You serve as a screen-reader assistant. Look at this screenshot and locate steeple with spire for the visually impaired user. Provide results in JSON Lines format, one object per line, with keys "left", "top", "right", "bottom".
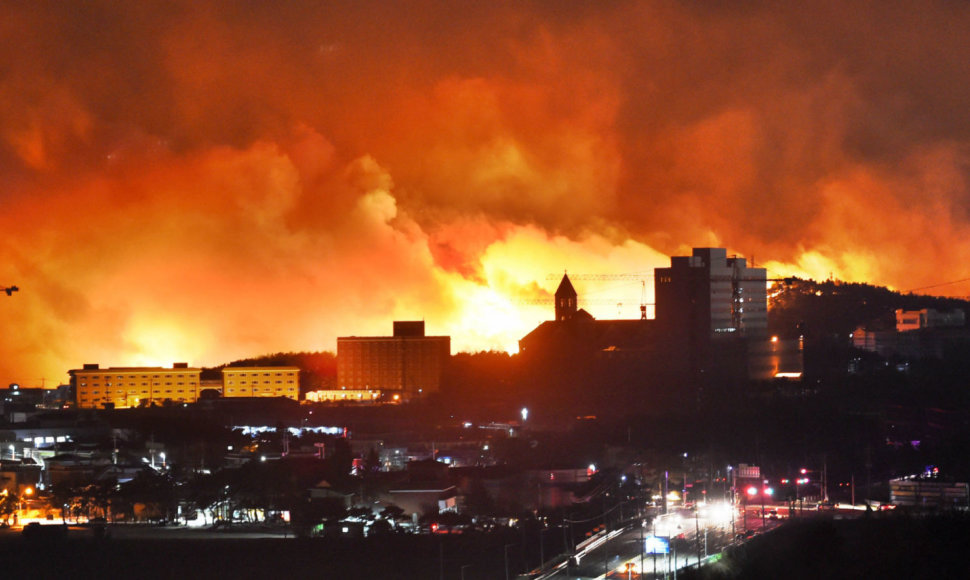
{"left": 555, "top": 273, "right": 578, "bottom": 322}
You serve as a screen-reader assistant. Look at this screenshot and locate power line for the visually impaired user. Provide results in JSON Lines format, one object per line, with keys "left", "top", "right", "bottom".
{"left": 904, "top": 277, "right": 970, "bottom": 294}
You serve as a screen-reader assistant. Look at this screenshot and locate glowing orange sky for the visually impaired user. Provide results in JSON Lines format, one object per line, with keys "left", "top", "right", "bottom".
{"left": 3, "top": 1, "right": 970, "bottom": 387}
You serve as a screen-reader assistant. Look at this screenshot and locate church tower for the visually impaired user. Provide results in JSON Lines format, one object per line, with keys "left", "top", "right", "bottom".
{"left": 555, "top": 274, "right": 578, "bottom": 322}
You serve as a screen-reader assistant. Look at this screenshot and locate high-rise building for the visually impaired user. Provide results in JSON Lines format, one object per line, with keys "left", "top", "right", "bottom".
{"left": 654, "top": 247, "right": 767, "bottom": 339}
{"left": 337, "top": 321, "right": 450, "bottom": 401}
{"left": 654, "top": 248, "right": 770, "bottom": 379}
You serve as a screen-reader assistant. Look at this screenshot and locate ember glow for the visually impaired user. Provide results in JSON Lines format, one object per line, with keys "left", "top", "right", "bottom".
{"left": 2, "top": 2, "right": 970, "bottom": 385}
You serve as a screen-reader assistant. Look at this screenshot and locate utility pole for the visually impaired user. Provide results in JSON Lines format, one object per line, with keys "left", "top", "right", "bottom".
{"left": 539, "top": 523, "right": 545, "bottom": 571}
{"left": 640, "top": 514, "right": 645, "bottom": 580}
{"left": 672, "top": 538, "right": 677, "bottom": 580}
{"left": 504, "top": 543, "right": 514, "bottom": 580}
{"left": 695, "top": 508, "right": 701, "bottom": 568}
{"left": 730, "top": 466, "right": 736, "bottom": 537}
{"left": 603, "top": 493, "right": 609, "bottom": 576}
{"left": 822, "top": 455, "right": 829, "bottom": 503}
{"left": 664, "top": 471, "right": 669, "bottom": 514}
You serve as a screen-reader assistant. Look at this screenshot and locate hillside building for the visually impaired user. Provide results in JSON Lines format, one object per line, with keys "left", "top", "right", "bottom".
{"left": 896, "top": 308, "right": 966, "bottom": 332}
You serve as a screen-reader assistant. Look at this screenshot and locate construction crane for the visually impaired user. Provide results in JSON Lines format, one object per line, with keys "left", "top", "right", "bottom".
{"left": 2, "top": 285, "right": 18, "bottom": 296}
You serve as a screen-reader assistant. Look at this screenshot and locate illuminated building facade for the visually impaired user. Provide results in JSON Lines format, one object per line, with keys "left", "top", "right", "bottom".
{"left": 70, "top": 363, "right": 201, "bottom": 409}
{"left": 71, "top": 364, "right": 300, "bottom": 409}
{"left": 221, "top": 366, "right": 300, "bottom": 400}
{"left": 337, "top": 321, "right": 450, "bottom": 401}
{"left": 305, "top": 389, "right": 382, "bottom": 403}
{"left": 852, "top": 308, "right": 970, "bottom": 362}
{"left": 896, "top": 308, "right": 966, "bottom": 332}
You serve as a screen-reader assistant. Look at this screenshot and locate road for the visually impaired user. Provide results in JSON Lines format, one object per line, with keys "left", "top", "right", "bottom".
{"left": 542, "top": 501, "right": 866, "bottom": 579}
{"left": 540, "top": 507, "right": 743, "bottom": 579}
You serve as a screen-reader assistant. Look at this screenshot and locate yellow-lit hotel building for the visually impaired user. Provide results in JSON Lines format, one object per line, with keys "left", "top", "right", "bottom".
{"left": 221, "top": 366, "right": 300, "bottom": 399}
{"left": 70, "top": 363, "right": 299, "bottom": 409}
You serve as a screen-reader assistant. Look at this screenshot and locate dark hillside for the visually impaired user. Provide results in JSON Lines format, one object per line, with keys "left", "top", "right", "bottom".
{"left": 768, "top": 278, "right": 970, "bottom": 339}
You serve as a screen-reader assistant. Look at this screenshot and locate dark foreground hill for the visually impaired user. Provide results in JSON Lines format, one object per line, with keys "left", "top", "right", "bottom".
{"left": 5, "top": 514, "right": 970, "bottom": 580}
{"left": 0, "top": 527, "right": 523, "bottom": 580}
{"left": 686, "top": 513, "right": 970, "bottom": 580}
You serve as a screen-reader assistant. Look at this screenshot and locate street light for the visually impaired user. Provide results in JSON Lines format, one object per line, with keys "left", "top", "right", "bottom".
{"left": 20, "top": 486, "right": 33, "bottom": 520}
{"left": 795, "top": 476, "right": 810, "bottom": 516}
{"left": 746, "top": 484, "right": 773, "bottom": 530}
{"left": 727, "top": 465, "right": 736, "bottom": 537}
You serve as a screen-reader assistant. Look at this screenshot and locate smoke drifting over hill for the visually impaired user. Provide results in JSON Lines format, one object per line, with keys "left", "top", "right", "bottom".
{"left": 2, "top": 1, "right": 970, "bottom": 385}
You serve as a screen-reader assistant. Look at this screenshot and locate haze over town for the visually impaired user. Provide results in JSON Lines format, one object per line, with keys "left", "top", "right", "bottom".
{"left": 4, "top": 2, "right": 970, "bottom": 387}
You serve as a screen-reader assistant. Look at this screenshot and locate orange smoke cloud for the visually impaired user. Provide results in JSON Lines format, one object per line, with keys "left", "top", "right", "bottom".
{"left": 2, "top": 1, "right": 970, "bottom": 386}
